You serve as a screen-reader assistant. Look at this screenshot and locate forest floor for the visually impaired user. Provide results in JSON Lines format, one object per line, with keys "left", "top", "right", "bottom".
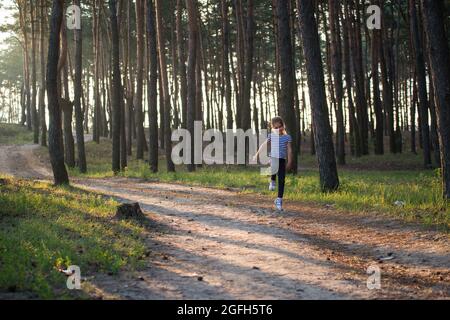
{"left": 0, "top": 132, "right": 449, "bottom": 299}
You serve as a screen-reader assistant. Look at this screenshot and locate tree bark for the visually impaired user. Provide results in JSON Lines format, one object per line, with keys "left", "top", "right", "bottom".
{"left": 343, "top": 0, "right": 361, "bottom": 157}
{"left": 155, "top": 0, "right": 175, "bottom": 172}
{"left": 421, "top": 0, "right": 450, "bottom": 198}
{"left": 379, "top": 14, "right": 396, "bottom": 154}
{"left": 241, "top": 0, "right": 254, "bottom": 133}
{"left": 118, "top": 0, "right": 127, "bottom": 171}
{"left": 61, "top": 27, "right": 75, "bottom": 169}
{"left": 92, "top": 0, "right": 101, "bottom": 143}
{"left": 186, "top": 0, "right": 198, "bottom": 172}
{"left": 410, "top": 0, "right": 432, "bottom": 168}
{"left": 411, "top": 77, "right": 418, "bottom": 154}
{"left": 30, "top": 0, "right": 39, "bottom": 144}
{"left": 297, "top": 0, "right": 339, "bottom": 191}
{"left": 195, "top": 37, "right": 203, "bottom": 125}
{"left": 371, "top": 22, "right": 384, "bottom": 155}
{"left": 73, "top": 0, "right": 87, "bottom": 173}
{"left": 147, "top": 0, "right": 159, "bottom": 173}
{"left": 47, "top": 0, "right": 69, "bottom": 185}
{"left": 19, "top": 1, "right": 32, "bottom": 131}
{"left": 328, "top": 0, "right": 345, "bottom": 164}
{"left": 176, "top": 0, "right": 188, "bottom": 129}
{"left": 234, "top": 0, "right": 245, "bottom": 128}
{"left": 125, "top": 0, "right": 134, "bottom": 156}
{"left": 135, "top": 0, "right": 146, "bottom": 159}
{"left": 109, "top": 0, "right": 122, "bottom": 173}
{"left": 428, "top": 72, "right": 441, "bottom": 167}
{"left": 39, "top": 0, "right": 47, "bottom": 147}
{"left": 349, "top": 0, "right": 368, "bottom": 155}
{"left": 221, "top": 0, "right": 233, "bottom": 130}
{"left": 276, "top": 0, "right": 298, "bottom": 173}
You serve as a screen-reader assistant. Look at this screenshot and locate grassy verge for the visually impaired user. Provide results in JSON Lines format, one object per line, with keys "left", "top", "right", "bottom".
{"left": 43, "top": 139, "right": 449, "bottom": 231}
{"left": 300, "top": 149, "right": 425, "bottom": 170}
{"left": 0, "top": 123, "right": 34, "bottom": 145}
{"left": 0, "top": 176, "right": 147, "bottom": 299}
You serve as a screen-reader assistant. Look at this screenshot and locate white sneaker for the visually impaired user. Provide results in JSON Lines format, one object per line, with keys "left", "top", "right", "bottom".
{"left": 275, "top": 198, "right": 283, "bottom": 211}
{"left": 269, "top": 181, "right": 276, "bottom": 191}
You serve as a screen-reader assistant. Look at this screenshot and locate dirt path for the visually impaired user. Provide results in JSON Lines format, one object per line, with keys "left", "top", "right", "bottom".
{"left": 0, "top": 144, "right": 52, "bottom": 179}
{"left": 0, "top": 144, "right": 449, "bottom": 299}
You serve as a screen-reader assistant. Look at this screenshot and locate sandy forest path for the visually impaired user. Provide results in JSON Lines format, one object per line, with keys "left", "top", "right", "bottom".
{"left": 0, "top": 144, "right": 449, "bottom": 299}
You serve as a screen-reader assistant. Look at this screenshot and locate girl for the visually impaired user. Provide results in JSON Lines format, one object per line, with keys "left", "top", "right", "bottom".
{"left": 254, "top": 117, "right": 293, "bottom": 211}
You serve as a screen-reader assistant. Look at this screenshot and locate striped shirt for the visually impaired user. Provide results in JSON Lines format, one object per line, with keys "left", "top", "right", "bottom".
{"left": 268, "top": 133, "right": 292, "bottom": 159}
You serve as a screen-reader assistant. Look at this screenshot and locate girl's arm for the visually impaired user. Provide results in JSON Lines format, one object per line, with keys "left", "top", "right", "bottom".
{"left": 253, "top": 139, "right": 269, "bottom": 161}
{"left": 286, "top": 142, "right": 293, "bottom": 170}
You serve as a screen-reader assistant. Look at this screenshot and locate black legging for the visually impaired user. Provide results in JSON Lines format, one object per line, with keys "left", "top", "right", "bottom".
{"left": 271, "top": 158, "right": 286, "bottom": 198}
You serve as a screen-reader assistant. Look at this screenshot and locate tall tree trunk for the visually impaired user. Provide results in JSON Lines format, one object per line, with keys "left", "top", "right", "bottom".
{"left": 421, "top": 0, "right": 450, "bottom": 198}
{"left": 109, "top": 0, "right": 122, "bottom": 174}
{"left": 20, "top": 82, "right": 26, "bottom": 126}
{"left": 272, "top": 0, "right": 281, "bottom": 115}
{"left": 428, "top": 73, "right": 441, "bottom": 167}
{"left": 199, "top": 27, "right": 210, "bottom": 129}
{"left": 393, "top": 16, "right": 403, "bottom": 153}
{"left": 379, "top": 15, "right": 396, "bottom": 154}
{"left": 84, "top": 69, "right": 90, "bottom": 133}
{"left": 290, "top": 0, "right": 301, "bottom": 156}
{"left": 276, "top": 0, "right": 298, "bottom": 173}
{"left": 343, "top": 0, "right": 361, "bottom": 157}
{"left": 411, "top": 77, "right": 418, "bottom": 154}
{"left": 186, "top": 0, "right": 198, "bottom": 172}
{"left": 73, "top": 0, "right": 87, "bottom": 173}
{"left": 221, "top": 0, "right": 233, "bottom": 130}
{"left": 101, "top": 32, "right": 109, "bottom": 138}
{"left": 135, "top": 0, "right": 146, "bottom": 159}
{"left": 158, "top": 61, "right": 165, "bottom": 149}
{"left": 126, "top": 0, "right": 134, "bottom": 156}
{"left": 234, "top": 0, "right": 245, "bottom": 128}
{"left": 118, "top": 0, "right": 127, "bottom": 171}
{"left": 62, "top": 98, "right": 75, "bottom": 168}
{"left": 30, "top": 0, "right": 39, "bottom": 144}
{"left": 61, "top": 24, "right": 75, "bottom": 169}
{"left": 297, "top": 0, "right": 339, "bottom": 191}
{"left": 328, "top": 0, "right": 345, "bottom": 165}
{"left": 349, "top": 1, "right": 368, "bottom": 155}
{"left": 410, "top": 0, "right": 432, "bottom": 168}
{"left": 147, "top": 0, "right": 158, "bottom": 173}
{"left": 371, "top": 20, "right": 384, "bottom": 155}
{"left": 155, "top": 0, "right": 175, "bottom": 172}
{"left": 93, "top": 0, "right": 101, "bottom": 143}
{"left": 19, "top": 1, "right": 32, "bottom": 131}
{"left": 176, "top": 0, "right": 188, "bottom": 129}
{"left": 195, "top": 38, "right": 203, "bottom": 125}
{"left": 47, "top": 0, "right": 69, "bottom": 185}
{"left": 241, "top": 0, "right": 254, "bottom": 133}
{"left": 39, "top": 0, "right": 47, "bottom": 146}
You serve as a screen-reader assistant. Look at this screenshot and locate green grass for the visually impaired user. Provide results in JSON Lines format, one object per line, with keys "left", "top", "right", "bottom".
{"left": 300, "top": 151, "right": 425, "bottom": 170}
{"left": 52, "top": 139, "right": 450, "bottom": 231}
{"left": 0, "top": 176, "right": 147, "bottom": 299}
{"left": 0, "top": 123, "right": 34, "bottom": 145}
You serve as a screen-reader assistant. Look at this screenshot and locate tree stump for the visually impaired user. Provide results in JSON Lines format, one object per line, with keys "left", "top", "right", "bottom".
{"left": 115, "top": 203, "right": 145, "bottom": 220}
